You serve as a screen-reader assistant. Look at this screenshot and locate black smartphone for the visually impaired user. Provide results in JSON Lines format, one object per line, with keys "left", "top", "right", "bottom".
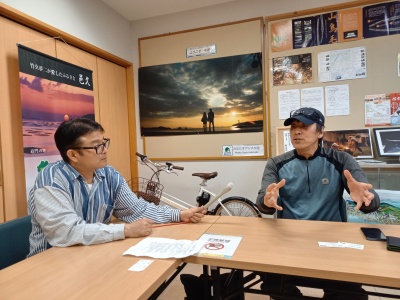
{"left": 360, "top": 227, "right": 386, "bottom": 241}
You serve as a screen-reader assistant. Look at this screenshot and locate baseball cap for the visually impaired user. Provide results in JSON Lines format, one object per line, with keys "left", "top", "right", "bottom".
{"left": 284, "top": 107, "right": 325, "bottom": 126}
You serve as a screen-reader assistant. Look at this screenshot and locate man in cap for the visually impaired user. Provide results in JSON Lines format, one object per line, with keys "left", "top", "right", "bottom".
{"left": 257, "top": 107, "right": 380, "bottom": 299}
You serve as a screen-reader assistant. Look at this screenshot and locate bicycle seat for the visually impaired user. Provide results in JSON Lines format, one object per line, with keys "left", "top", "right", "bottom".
{"left": 192, "top": 172, "right": 218, "bottom": 180}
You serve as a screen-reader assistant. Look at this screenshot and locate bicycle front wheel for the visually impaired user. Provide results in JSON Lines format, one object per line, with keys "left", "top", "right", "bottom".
{"left": 213, "top": 197, "right": 261, "bottom": 217}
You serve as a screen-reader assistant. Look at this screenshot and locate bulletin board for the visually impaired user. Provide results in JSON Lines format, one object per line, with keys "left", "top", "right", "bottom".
{"left": 138, "top": 18, "right": 266, "bottom": 160}
{"left": 266, "top": 0, "right": 400, "bottom": 157}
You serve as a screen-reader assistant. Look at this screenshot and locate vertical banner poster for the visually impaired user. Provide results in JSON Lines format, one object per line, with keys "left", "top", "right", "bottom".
{"left": 314, "top": 12, "right": 338, "bottom": 46}
{"left": 338, "top": 7, "right": 362, "bottom": 42}
{"left": 17, "top": 45, "right": 94, "bottom": 198}
{"left": 292, "top": 16, "right": 316, "bottom": 49}
{"left": 271, "top": 20, "right": 293, "bottom": 52}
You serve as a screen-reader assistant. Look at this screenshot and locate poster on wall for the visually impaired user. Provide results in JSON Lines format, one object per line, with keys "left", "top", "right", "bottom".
{"left": 17, "top": 45, "right": 94, "bottom": 198}
{"left": 318, "top": 46, "right": 366, "bottom": 82}
{"left": 325, "top": 84, "right": 350, "bottom": 117}
{"left": 390, "top": 92, "right": 400, "bottom": 125}
{"left": 138, "top": 53, "right": 263, "bottom": 136}
{"left": 338, "top": 7, "right": 362, "bottom": 42}
{"left": 272, "top": 53, "right": 312, "bottom": 86}
{"left": 278, "top": 89, "right": 300, "bottom": 119}
{"left": 292, "top": 16, "right": 316, "bottom": 49}
{"left": 322, "top": 128, "right": 374, "bottom": 159}
{"left": 363, "top": 2, "right": 390, "bottom": 38}
{"left": 314, "top": 12, "right": 338, "bottom": 45}
{"left": 271, "top": 20, "right": 293, "bottom": 52}
{"left": 364, "top": 94, "right": 391, "bottom": 126}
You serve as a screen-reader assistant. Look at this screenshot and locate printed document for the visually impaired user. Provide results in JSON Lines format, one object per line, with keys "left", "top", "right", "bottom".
{"left": 123, "top": 237, "right": 206, "bottom": 259}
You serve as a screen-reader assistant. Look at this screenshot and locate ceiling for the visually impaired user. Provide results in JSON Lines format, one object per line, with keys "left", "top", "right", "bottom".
{"left": 101, "top": 0, "right": 239, "bottom": 21}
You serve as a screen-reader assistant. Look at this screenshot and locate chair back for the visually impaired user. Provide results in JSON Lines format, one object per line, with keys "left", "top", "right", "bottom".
{"left": 0, "top": 215, "right": 32, "bottom": 270}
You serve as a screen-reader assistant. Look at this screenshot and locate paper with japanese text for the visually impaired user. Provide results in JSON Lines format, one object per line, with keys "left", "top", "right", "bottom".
{"left": 123, "top": 237, "right": 206, "bottom": 259}
{"left": 197, "top": 234, "right": 242, "bottom": 258}
{"left": 325, "top": 84, "right": 350, "bottom": 116}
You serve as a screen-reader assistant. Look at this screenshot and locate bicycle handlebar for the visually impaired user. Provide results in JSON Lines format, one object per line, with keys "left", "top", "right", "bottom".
{"left": 136, "top": 152, "right": 184, "bottom": 171}
{"left": 172, "top": 165, "right": 184, "bottom": 171}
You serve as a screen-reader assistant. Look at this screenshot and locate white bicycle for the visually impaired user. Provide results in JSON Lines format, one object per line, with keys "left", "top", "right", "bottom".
{"left": 134, "top": 152, "right": 261, "bottom": 218}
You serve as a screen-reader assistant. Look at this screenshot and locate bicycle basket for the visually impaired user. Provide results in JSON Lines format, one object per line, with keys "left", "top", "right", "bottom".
{"left": 130, "top": 177, "right": 163, "bottom": 205}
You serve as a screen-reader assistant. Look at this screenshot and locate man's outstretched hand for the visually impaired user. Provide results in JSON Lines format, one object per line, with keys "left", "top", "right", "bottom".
{"left": 264, "top": 179, "right": 286, "bottom": 211}
{"left": 344, "top": 170, "right": 374, "bottom": 210}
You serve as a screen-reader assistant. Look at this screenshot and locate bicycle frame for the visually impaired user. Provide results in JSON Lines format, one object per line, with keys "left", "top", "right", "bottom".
{"left": 135, "top": 152, "right": 259, "bottom": 217}
{"left": 160, "top": 186, "right": 233, "bottom": 216}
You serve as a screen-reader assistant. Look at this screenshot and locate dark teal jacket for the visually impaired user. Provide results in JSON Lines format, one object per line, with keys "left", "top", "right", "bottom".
{"left": 256, "top": 147, "right": 380, "bottom": 221}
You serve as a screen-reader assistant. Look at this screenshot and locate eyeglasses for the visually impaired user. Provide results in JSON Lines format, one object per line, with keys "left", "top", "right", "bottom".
{"left": 70, "top": 138, "right": 110, "bottom": 154}
{"left": 290, "top": 108, "right": 324, "bottom": 125}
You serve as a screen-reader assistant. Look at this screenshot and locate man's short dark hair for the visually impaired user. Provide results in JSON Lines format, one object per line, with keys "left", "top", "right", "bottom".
{"left": 54, "top": 118, "right": 104, "bottom": 162}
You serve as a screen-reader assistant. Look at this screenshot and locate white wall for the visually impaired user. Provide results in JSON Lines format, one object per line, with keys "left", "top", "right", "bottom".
{"left": 2, "top": 0, "right": 352, "bottom": 209}
{"left": 0, "top": 0, "right": 133, "bottom": 62}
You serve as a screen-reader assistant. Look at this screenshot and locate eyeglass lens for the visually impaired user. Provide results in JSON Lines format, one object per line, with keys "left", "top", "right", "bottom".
{"left": 97, "top": 139, "right": 110, "bottom": 154}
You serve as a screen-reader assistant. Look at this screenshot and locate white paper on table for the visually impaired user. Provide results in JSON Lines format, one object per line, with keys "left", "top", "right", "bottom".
{"left": 197, "top": 233, "right": 242, "bottom": 258}
{"left": 318, "top": 241, "right": 345, "bottom": 248}
{"left": 128, "top": 259, "right": 154, "bottom": 271}
{"left": 123, "top": 237, "right": 206, "bottom": 259}
{"left": 338, "top": 241, "right": 364, "bottom": 250}
{"left": 318, "top": 241, "right": 364, "bottom": 250}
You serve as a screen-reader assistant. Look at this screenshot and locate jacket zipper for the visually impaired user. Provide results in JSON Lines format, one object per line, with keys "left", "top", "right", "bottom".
{"left": 306, "top": 161, "right": 311, "bottom": 193}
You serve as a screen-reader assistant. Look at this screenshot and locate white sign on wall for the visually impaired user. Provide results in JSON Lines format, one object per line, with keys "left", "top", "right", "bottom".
{"left": 186, "top": 44, "right": 216, "bottom": 58}
{"left": 222, "top": 144, "right": 264, "bottom": 156}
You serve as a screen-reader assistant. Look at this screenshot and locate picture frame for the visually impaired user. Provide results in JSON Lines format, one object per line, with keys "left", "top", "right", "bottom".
{"left": 275, "top": 126, "right": 293, "bottom": 155}
{"left": 322, "top": 128, "right": 374, "bottom": 159}
{"left": 372, "top": 127, "right": 400, "bottom": 158}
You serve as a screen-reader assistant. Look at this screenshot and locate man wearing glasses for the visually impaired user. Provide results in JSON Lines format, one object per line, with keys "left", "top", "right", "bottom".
{"left": 27, "top": 118, "right": 206, "bottom": 257}
{"left": 256, "top": 107, "right": 380, "bottom": 300}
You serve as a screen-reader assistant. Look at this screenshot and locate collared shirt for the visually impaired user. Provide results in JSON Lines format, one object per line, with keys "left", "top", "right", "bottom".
{"left": 27, "top": 160, "right": 181, "bottom": 257}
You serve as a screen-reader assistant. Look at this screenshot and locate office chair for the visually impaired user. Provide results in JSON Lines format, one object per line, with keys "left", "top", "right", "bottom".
{"left": 0, "top": 215, "right": 32, "bottom": 270}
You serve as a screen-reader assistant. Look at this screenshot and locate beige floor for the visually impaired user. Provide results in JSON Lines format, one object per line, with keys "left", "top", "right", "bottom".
{"left": 158, "top": 263, "right": 400, "bottom": 299}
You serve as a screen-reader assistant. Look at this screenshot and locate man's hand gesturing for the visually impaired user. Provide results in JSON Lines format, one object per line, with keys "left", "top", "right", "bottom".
{"left": 264, "top": 179, "right": 286, "bottom": 211}
{"left": 344, "top": 170, "right": 374, "bottom": 210}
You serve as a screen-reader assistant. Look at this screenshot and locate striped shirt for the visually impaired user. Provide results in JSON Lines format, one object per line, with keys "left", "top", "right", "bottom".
{"left": 27, "top": 160, "right": 181, "bottom": 257}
